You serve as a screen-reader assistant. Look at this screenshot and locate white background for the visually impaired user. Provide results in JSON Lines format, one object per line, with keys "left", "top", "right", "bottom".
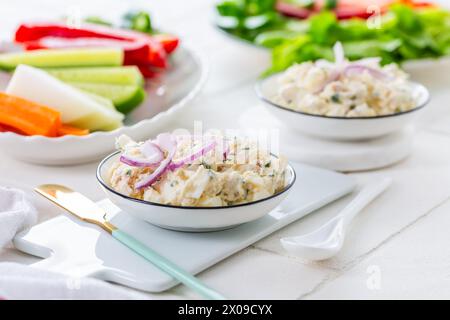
{"left": 1, "top": 0, "right": 450, "bottom": 299}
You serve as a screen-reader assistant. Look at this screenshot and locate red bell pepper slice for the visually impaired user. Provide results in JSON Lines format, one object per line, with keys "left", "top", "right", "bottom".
{"left": 136, "top": 64, "right": 158, "bottom": 78}
{"left": 15, "top": 22, "right": 168, "bottom": 68}
{"left": 152, "top": 34, "right": 179, "bottom": 54}
{"left": 276, "top": 0, "right": 393, "bottom": 20}
{"left": 275, "top": 2, "right": 310, "bottom": 19}
{"left": 16, "top": 22, "right": 146, "bottom": 42}
{"left": 399, "top": 0, "right": 437, "bottom": 8}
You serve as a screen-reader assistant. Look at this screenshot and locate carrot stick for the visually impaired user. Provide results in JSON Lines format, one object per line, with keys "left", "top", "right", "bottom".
{"left": 57, "top": 124, "right": 89, "bottom": 136}
{"left": 0, "top": 92, "right": 61, "bottom": 137}
{"left": 0, "top": 123, "right": 25, "bottom": 135}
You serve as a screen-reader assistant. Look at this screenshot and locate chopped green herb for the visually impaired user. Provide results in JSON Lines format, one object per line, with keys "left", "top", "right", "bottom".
{"left": 331, "top": 93, "right": 341, "bottom": 103}
{"left": 201, "top": 161, "right": 212, "bottom": 169}
{"left": 244, "top": 188, "right": 250, "bottom": 200}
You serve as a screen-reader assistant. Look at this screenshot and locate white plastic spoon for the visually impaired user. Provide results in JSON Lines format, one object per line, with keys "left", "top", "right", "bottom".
{"left": 281, "top": 177, "right": 392, "bottom": 261}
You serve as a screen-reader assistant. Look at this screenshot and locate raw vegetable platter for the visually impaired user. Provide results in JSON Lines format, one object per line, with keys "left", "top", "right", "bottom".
{"left": 0, "top": 13, "right": 207, "bottom": 165}
{"left": 0, "top": 45, "right": 206, "bottom": 165}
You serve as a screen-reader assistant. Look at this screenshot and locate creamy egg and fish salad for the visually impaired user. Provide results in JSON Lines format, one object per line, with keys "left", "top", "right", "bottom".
{"left": 272, "top": 42, "right": 416, "bottom": 117}
{"left": 108, "top": 133, "right": 287, "bottom": 207}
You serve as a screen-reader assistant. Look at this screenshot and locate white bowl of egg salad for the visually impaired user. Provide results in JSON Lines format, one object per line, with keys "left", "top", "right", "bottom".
{"left": 256, "top": 43, "right": 430, "bottom": 141}
{"left": 97, "top": 133, "right": 296, "bottom": 232}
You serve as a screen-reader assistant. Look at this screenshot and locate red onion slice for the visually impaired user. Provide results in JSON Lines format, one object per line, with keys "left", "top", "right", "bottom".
{"left": 357, "top": 57, "right": 382, "bottom": 66}
{"left": 223, "top": 141, "right": 230, "bottom": 160}
{"left": 140, "top": 140, "right": 164, "bottom": 163}
{"left": 344, "top": 64, "right": 392, "bottom": 81}
{"left": 169, "top": 139, "right": 217, "bottom": 171}
{"left": 314, "top": 68, "right": 340, "bottom": 94}
{"left": 333, "top": 42, "right": 345, "bottom": 66}
{"left": 313, "top": 42, "right": 345, "bottom": 93}
{"left": 315, "top": 59, "right": 335, "bottom": 69}
{"left": 135, "top": 133, "right": 177, "bottom": 189}
{"left": 312, "top": 42, "right": 389, "bottom": 94}
{"left": 155, "top": 132, "right": 175, "bottom": 151}
{"left": 119, "top": 154, "right": 160, "bottom": 167}
{"left": 119, "top": 140, "right": 164, "bottom": 168}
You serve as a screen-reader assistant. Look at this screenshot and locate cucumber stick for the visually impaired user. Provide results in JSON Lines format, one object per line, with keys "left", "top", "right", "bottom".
{"left": 69, "top": 82, "right": 146, "bottom": 114}
{"left": 0, "top": 48, "right": 123, "bottom": 71}
{"left": 83, "top": 91, "right": 116, "bottom": 110}
{"left": 46, "top": 66, "right": 144, "bottom": 86}
{"left": 6, "top": 65, "right": 124, "bottom": 131}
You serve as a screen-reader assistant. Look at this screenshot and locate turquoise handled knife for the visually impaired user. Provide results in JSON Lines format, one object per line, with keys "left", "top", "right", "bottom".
{"left": 35, "top": 184, "right": 225, "bottom": 300}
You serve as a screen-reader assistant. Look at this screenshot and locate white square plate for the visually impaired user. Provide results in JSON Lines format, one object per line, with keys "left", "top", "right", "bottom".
{"left": 14, "top": 162, "right": 355, "bottom": 292}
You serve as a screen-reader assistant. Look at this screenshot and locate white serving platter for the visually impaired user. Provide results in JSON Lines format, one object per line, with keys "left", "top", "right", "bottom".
{"left": 0, "top": 45, "right": 208, "bottom": 165}
{"left": 13, "top": 161, "right": 355, "bottom": 293}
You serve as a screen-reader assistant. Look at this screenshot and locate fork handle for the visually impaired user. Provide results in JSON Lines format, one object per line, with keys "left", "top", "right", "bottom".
{"left": 112, "top": 229, "right": 225, "bottom": 300}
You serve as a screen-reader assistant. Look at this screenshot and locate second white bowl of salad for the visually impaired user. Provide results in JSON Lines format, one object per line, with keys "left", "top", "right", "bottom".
{"left": 256, "top": 43, "right": 430, "bottom": 141}
{"left": 97, "top": 132, "right": 296, "bottom": 231}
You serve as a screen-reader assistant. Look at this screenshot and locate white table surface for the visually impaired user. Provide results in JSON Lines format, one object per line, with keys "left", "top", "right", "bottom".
{"left": 1, "top": 0, "right": 450, "bottom": 300}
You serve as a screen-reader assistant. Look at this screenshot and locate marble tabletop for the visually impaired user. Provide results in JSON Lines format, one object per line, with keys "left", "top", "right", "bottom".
{"left": 1, "top": 0, "right": 450, "bottom": 299}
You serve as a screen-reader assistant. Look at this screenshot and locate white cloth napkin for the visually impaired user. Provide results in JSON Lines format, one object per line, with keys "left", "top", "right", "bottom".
{"left": 0, "top": 263, "right": 146, "bottom": 300}
{"left": 0, "top": 187, "right": 147, "bottom": 300}
{"left": 0, "top": 186, "right": 37, "bottom": 248}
